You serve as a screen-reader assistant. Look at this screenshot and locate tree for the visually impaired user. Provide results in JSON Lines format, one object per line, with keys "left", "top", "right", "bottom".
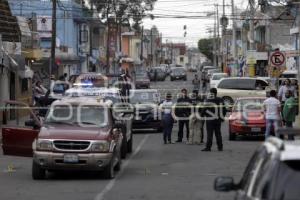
{"left": 93, "top": 0, "right": 157, "bottom": 30}
{"left": 198, "top": 38, "right": 214, "bottom": 61}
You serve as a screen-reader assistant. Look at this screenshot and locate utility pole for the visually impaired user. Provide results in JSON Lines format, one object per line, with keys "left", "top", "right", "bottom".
{"left": 213, "top": 6, "right": 217, "bottom": 68}
{"left": 220, "top": 0, "right": 228, "bottom": 72}
{"left": 216, "top": 4, "right": 220, "bottom": 68}
{"left": 106, "top": 4, "right": 110, "bottom": 74}
{"left": 249, "top": 0, "right": 255, "bottom": 77}
{"left": 249, "top": 0, "right": 255, "bottom": 50}
{"left": 140, "top": 26, "right": 144, "bottom": 62}
{"left": 150, "top": 28, "right": 153, "bottom": 67}
{"left": 231, "top": 0, "right": 238, "bottom": 76}
{"left": 50, "top": 0, "right": 57, "bottom": 88}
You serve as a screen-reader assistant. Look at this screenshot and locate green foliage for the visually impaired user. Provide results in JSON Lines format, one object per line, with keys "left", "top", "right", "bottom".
{"left": 198, "top": 38, "right": 214, "bottom": 61}
{"left": 93, "top": 0, "right": 157, "bottom": 29}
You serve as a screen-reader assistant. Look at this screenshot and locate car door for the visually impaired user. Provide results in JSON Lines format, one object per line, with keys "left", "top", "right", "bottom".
{"left": 235, "top": 147, "right": 267, "bottom": 200}
{"left": 1, "top": 101, "right": 41, "bottom": 157}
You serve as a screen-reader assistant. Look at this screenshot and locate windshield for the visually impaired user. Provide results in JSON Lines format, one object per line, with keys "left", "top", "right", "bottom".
{"left": 212, "top": 74, "right": 227, "bottom": 80}
{"left": 45, "top": 105, "right": 108, "bottom": 127}
{"left": 233, "top": 99, "right": 264, "bottom": 112}
{"left": 130, "top": 91, "right": 160, "bottom": 104}
{"left": 172, "top": 68, "right": 185, "bottom": 74}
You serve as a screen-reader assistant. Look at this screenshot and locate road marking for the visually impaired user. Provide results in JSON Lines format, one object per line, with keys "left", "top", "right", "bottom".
{"left": 94, "top": 134, "right": 150, "bottom": 200}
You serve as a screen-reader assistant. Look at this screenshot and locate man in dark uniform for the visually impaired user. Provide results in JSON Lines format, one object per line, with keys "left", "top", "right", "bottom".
{"left": 202, "top": 88, "right": 226, "bottom": 151}
{"left": 175, "top": 88, "right": 192, "bottom": 142}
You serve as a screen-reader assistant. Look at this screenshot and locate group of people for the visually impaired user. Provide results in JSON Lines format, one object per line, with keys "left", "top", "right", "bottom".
{"left": 160, "top": 87, "right": 226, "bottom": 152}
{"left": 264, "top": 78, "right": 298, "bottom": 140}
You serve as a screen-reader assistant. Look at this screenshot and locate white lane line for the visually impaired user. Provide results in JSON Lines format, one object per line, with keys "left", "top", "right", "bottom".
{"left": 94, "top": 134, "right": 150, "bottom": 200}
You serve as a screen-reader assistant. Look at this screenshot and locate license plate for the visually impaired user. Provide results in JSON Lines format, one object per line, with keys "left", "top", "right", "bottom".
{"left": 63, "top": 154, "right": 79, "bottom": 163}
{"left": 251, "top": 127, "right": 261, "bottom": 132}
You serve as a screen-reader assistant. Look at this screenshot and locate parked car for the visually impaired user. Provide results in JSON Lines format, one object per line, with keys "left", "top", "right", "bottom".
{"left": 135, "top": 73, "right": 150, "bottom": 89}
{"left": 201, "top": 65, "right": 216, "bottom": 73}
{"left": 207, "top": 69, "right": 221, "bottom": 80}
{"left": 129, "top": 89, "right": 162, "bottom": 132}
{"left": 49, "top": 80, "right": 71, "bottom": 100}
{"left": 215, "top": 129, "right": 300, "bottom": 200}
{"left": 148, "top": 67, "right": 166, "bottom": 81}
{"left": 1, "top": 98, "right": 124, "bottom": 179}
{"left": 170, "top": 67, "right": 187, "bottom": 81}
{"left": 216, "top": 77, "right": 270, "bottom": 107}
{"left": 279, "top": 70, "right": 298, "bottom": 85}
{"left": 65, "top": 87, "right": 134, "bottom": 159}
{"left": 228, "top": 97, "right": 267, "bottom": 140}
{"left": 209, "top": 73, "right": 228, "bottom": 88}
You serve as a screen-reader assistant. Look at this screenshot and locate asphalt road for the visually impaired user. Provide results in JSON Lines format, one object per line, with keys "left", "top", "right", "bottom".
{"left": 0, "top": 72, "right": 262, "bottom": 200}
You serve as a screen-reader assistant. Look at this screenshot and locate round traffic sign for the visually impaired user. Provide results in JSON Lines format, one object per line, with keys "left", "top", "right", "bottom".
{"left": 270, "top": 51, "right": 285, "bottom": 66}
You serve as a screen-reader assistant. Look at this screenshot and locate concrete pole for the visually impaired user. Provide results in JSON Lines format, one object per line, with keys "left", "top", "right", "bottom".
{"left": 249, "top": 0, "right": 255, "bottom": 77}
{"left": 231, "top": 0, "right": 238, "bottom": 76}
{"left": 213, "top": 11, "right": 217, "bottom": 68}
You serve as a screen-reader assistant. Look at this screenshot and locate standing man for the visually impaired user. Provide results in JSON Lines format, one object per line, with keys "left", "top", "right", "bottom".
{"left": 263, "top": 90, "right": 281, "bottom": 139}
{"left": 160, "top": 92, "right": 174, "bottom": 144}
{"left": 278, "top": 79, "right": 295, "bottom": 110}
{"left": 201, "top": 71, "right": 207, "bottom": 92}
{"left": 192, "top": 74, "right": 200, "bottom": 95}
{"left": 201, "top": 88, "right": 226, "bottom": 151}
{"left": 282, "top": 90, "right": 297, "bottom": 140}
{"left": 175, "top": 88, "right": 192, "bottom": 143}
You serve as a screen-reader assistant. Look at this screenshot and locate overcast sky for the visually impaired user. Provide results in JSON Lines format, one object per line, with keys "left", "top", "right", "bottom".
{"left": 143, "top": 0, "right": 248, "bottom": 47}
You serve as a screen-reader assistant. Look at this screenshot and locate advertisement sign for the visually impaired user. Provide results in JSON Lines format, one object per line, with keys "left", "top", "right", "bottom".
{"left": 37, "top": 16, "right": 52, "bottom": 38}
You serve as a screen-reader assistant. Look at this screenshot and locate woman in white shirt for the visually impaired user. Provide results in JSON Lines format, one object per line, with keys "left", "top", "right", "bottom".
{"left": 160, "top": 92, "right": 174, "bottom": 144}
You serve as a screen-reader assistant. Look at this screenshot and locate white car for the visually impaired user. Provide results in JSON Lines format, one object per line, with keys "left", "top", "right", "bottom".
{"left": 210, "top": 73, "right": 228, "bottom": 88}
{"left": 216, "top": 77, "right": 270, "bottom": 106}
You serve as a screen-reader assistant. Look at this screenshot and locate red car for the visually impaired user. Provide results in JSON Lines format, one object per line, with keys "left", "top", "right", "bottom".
{"left": 228, "top": 97, "right": 267, "bottom": 140}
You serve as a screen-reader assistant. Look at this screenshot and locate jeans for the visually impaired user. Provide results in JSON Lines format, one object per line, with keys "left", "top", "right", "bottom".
{"left": 265, "top": 119, "right": 279, "bottom": 139}
{"left": 286, "top": 121, "right": 295, "bottom": 140}
{"left": 178, "top": 120, "right": 190, "bottom": 141}
{"left": 163, "top": 114, "right": 173, "bottom": 143}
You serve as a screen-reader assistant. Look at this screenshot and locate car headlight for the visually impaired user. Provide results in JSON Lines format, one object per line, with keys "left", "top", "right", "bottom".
{"left": 36, "top": 139, "right": 53, "bottom": 151}
{"left": 91, "top": 141, "right": 110, "bottom": 152}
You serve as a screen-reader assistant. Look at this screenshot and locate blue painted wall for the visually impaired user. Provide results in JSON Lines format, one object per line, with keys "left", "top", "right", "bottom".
{"left": 8, "top": 0, "right": 84, "bottom": 52}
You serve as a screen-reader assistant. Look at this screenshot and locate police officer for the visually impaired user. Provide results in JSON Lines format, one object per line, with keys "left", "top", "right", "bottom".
{"left": 202, "top": 88, "right": 226, "bottom": 151}
{"left": 175, "top": 88, "right": 192, "bottom": 142}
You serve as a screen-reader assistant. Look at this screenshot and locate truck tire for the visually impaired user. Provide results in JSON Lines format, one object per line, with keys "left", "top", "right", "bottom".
{"left": 229, "top": 129, "right": 236, "bottom": 141}
{"left": 121, "top": 133, "right": 127, "bottom": 159}
{"left": 103, "top": 159, "right": 115, "bottom": 179}
{"left": 127, "top": 134, "right": 133, "bottom": 153}
{"left": 32, "top": 161, "right": 46, "bottom": 180}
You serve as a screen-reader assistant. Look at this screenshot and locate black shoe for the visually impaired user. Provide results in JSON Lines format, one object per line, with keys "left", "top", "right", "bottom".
{"left": 218, "top": 148, "right": 223, "bottom": 151}
{"left": 175, "top": 140, "right": 182, "bottom": 143}
{"left": 164, "top": 141, "right": 167, "bottom": 144}
{"left": 201, "top": 148, "right": 211, "bottom": 152}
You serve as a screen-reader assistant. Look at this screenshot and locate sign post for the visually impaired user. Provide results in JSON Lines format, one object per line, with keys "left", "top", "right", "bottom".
{"left": 269, "top": 50, "right": 286, "bottom": 91}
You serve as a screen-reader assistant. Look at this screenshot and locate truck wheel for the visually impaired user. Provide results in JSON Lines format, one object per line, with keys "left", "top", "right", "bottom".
{"left": 32, "top": 161, "right": 46, "bottom": 180}
{"left": 121, "top": 133, "right": 127, "bottom": 159}
{"left": 127, "top": 134, "right": 133, "bottom": 153}
{"left": 103, "top": 159, "right": 115, "bottom": 179}
{"left": 114, "top": 150, "right": 122, "bottom": 172}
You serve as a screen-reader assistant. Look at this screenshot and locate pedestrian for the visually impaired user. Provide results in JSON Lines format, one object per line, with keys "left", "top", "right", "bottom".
{"left": 278, "top": 79, "right": 295, "bottom": 111}
{"left": 263, "top": 90, "right": 281, "bottom": 139}
{"left": 175, "top": 88, "right": 192, "bottom": 143}
{"left": 201, "top": 71, "right": 207, "bottom": 92}
{"left": 192, "top": 74, "right": 200, "bottom": 94}
{"left": 282, "top": 90, "right": 297, "bottom": 140}
{"left": 188, "top": 91, "right": 204, "bottom": 145}
{"left": 59, "top": 73, "right": 68, "bottom": 81}
{"left": 160, "top": 92, "right": 175, "bottom": 144}
{"left": 291, "top": 79, "right": 298, "bottom": 98}
{"left": 201, "top": 88, "right": 226, "bottom": 151}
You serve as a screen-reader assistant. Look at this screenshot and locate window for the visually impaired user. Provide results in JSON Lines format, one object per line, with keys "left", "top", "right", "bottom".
{"left": 255, "top": 80, "right": 269, "bottom": 90}
{"left": 217, "top": 79, "right": 255, "bottom": 90}
{"left": 180, "top": 57, "right": 184, "bottom": 62}
{"left": 239, "top": 147, "right": 267, "bottom": 192}
{"left": 21, "top": 79, "right": 29, "bottom": 93}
